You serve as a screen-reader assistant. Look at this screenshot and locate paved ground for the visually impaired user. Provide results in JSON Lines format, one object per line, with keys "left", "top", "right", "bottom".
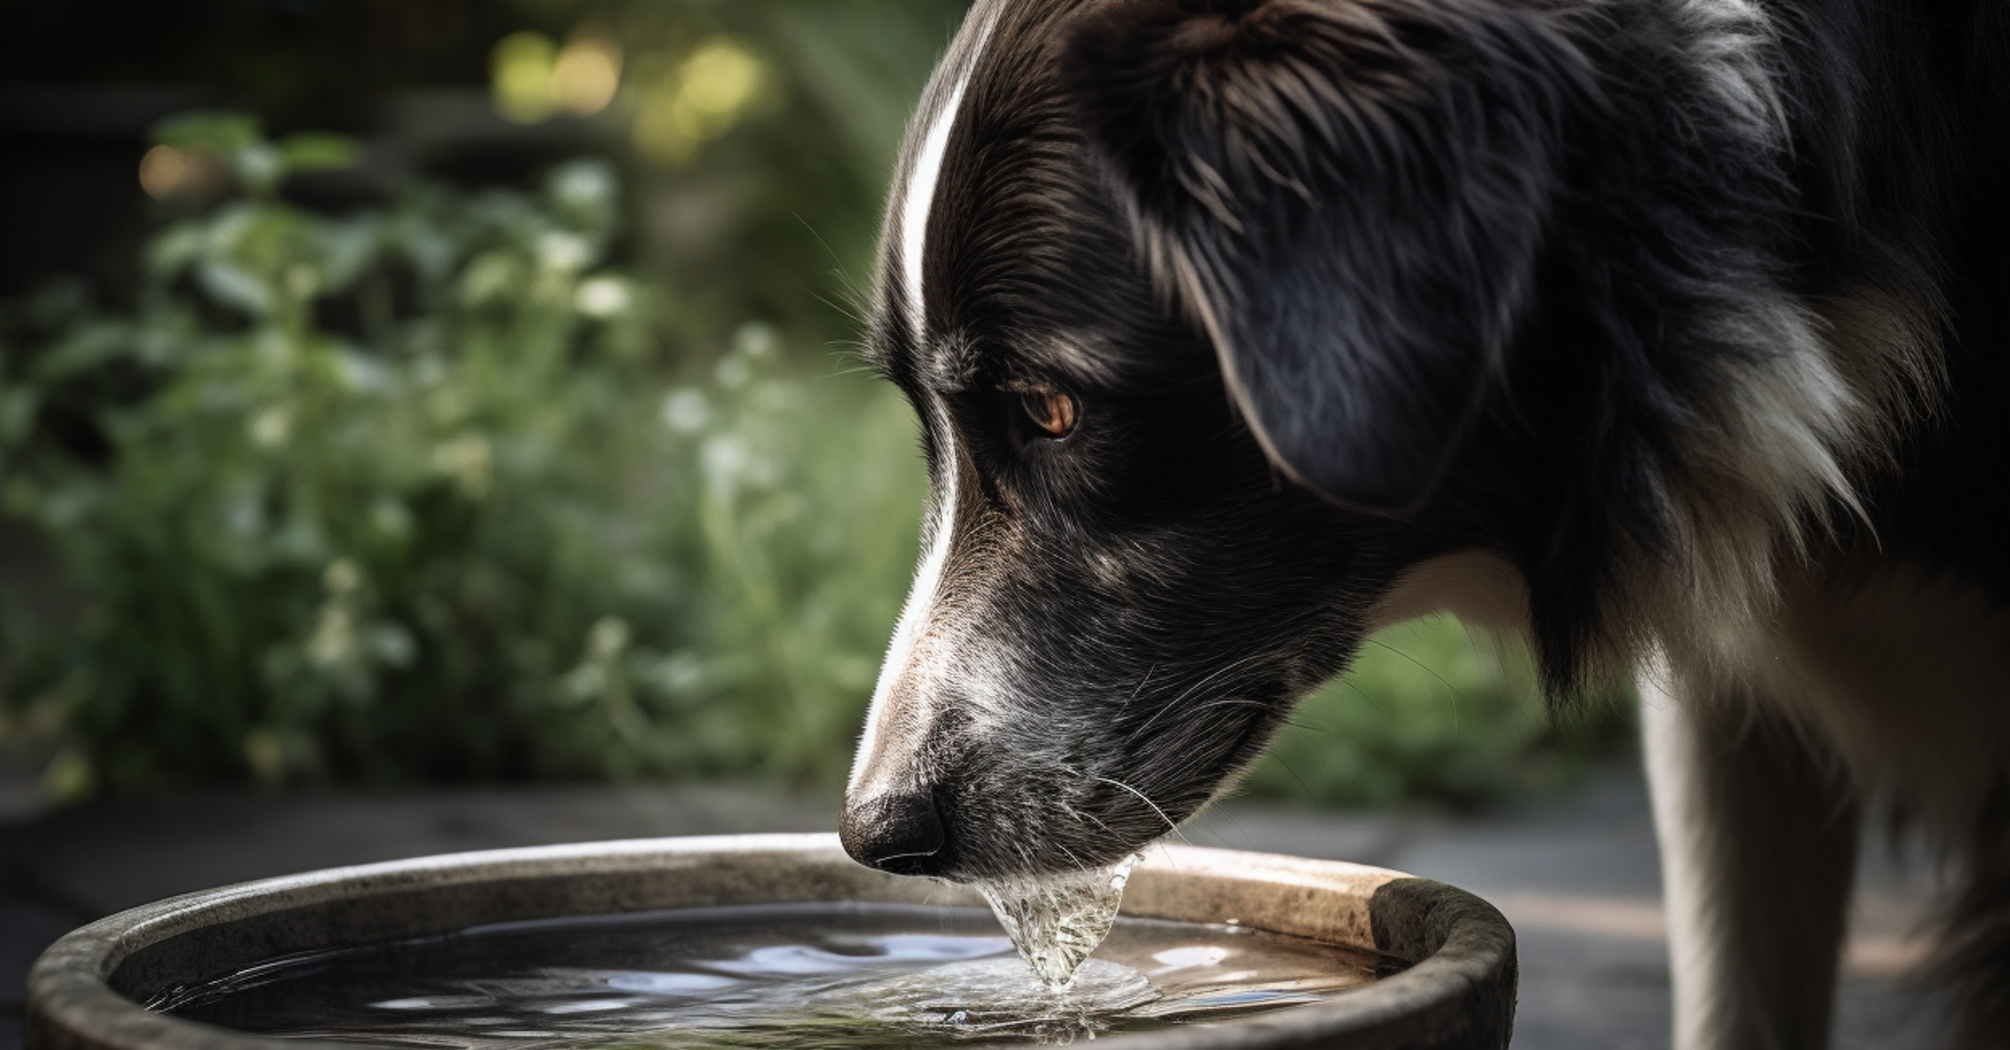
{"left": 1, "top": 762, "right": 1945, "bottom": 1048}
{"left": 1183, "top": 768, "right": 1947, "bottom": 1049}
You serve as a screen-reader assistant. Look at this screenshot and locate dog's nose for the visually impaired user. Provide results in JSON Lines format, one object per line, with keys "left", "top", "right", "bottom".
{"left": 839, "top": 789, "right": 947, "bottom": 876}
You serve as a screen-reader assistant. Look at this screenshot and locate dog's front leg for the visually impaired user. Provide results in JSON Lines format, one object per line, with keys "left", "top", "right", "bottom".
{"left": 1640, "top": 663, "right": 1858, "bottom": 1050}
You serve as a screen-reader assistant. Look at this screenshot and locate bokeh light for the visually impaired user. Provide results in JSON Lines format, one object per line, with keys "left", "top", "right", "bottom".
{"left": 138, "top": 145, "right": 190, "bottom": 200}
{"left": 491, "top": 31, "right": 560, "bottom": 124}
{"left": 493, "top": 28, "right": 623, "bottom": 124}
{"left": 137, "top": 144, "right": 227, "bottom": 201}
{"left": 633, "top": 36, "right": 773, "bottom": 167}
{"left": 554, "top": 31, "right": 623, "bottom": 116}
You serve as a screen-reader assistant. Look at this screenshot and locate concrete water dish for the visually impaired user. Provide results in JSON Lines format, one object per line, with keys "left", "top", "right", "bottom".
{"left": 25, "top": 835, "right": 1516, "bottom": 1049}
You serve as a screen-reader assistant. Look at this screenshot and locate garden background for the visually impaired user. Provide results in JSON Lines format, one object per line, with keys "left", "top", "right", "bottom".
{"left": 0, "top": 0, "right": 1625, "bottom": 816}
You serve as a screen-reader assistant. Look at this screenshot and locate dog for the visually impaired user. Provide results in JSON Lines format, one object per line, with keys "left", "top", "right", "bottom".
{"left": 832, "top": 0, "right": 2010, "bottom": 1045}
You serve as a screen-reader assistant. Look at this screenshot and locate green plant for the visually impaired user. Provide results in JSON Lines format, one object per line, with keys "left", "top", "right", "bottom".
{"left": 1244, "top": 617, "right": 1629, "bottom": 810}
{"left": 549, "top": 323, "right": 925, "bottom": 785}
{"left": 0, "top": 113, "right": 923, "bottom": 796}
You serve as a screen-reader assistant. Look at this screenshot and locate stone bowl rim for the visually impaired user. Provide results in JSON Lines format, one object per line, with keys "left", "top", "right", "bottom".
{"left": 26, "top": 833, "right": 1515, "bottom": 1050}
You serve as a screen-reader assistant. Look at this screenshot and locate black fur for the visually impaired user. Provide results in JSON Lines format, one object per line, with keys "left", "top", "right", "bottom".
{"left": 845, "top": 0, "right": 2010, "bottom": 1042}
{"left": 1066, "top": 0, "right": 1595, "bottom": 511}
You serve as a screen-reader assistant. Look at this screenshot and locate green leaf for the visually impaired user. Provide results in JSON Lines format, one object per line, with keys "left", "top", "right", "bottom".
{"left": 312, "top": 216, "right": 381, "bottom": 294}
{"left": 32, "top": 322, "right": 135, "bottom": 382}
{"left": 233, "top": 142, "right": 284, "bottom": 198}
{"left": 279, "top": 133, "right": 362, "bottom": 175}
{"left": 0, "top": 388, "right": 38, "bottom": 446}
{"left": 194, "top": 260, "right": 275, "bottom": 318}
{"left": 152, "top": 111, "right": 263, "bottom": 155}
{"left": 147, "top": 223, "right": 206, "bottom": 279}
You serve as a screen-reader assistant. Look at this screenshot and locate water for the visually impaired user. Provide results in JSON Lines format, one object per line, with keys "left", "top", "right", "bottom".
{"left": 978, "top": 852, "right": 1141, "bottom": 988}
{"left": 155, "top": 903, "right": 1385, "bottom": 1048}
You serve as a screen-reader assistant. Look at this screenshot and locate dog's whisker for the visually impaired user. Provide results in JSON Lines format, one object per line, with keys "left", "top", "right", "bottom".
{"left": 1090, "top": 775, "right": 1191, "bottom": 847}
{"left": 1120, "top": 663, "right": 1158, "bottom": 712}
{"left": 1053, "top": 841, "right": 1091, "bottom": 876}
{"left": 1128, "top": 651, "right": 1277, "bottom": 740}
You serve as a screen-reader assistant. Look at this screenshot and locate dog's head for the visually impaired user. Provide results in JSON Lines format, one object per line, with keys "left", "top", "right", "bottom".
{"left": 838, "top": 0, "right": 1844, "bottom": 880}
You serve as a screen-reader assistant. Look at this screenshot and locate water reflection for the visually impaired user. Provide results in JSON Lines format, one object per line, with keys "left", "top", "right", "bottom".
{"left": 159, "top": 903, "right": 1383, "bottom": 1048}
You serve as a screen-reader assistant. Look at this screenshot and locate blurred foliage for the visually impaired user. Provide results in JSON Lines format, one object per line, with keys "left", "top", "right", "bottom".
{"left": 1245, "top": 620, "right": 1629, "bottom": 811}
{"left": 0, "top": 113, "right": 922, "bottom": 797}
{"left": 0, "top": 0, "right": 1625, "bottom": 809}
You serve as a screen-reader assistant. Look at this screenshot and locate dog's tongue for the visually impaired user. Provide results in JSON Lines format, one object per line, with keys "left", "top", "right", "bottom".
{"left": 978, "top": 852, "right": 1145, "bottom": 990}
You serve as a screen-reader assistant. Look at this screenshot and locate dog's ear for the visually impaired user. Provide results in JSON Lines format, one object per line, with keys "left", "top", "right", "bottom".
{"left": 1065, "top": 0, "right": 1588, "bottom": 511}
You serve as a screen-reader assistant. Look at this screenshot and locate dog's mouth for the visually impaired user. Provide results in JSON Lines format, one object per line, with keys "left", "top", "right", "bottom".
{"left": 838, "top": 779, "right": 1166, "bottom": 883}
{"left": 840, "top": 729, "right": 1251, "bottom": 884}
{"left": 842, "top": 639, "right": 1310, "bottom": 884}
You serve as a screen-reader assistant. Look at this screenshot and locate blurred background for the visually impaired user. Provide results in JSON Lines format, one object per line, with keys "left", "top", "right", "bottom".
{"left": 0, "top": 0, "right": 1627, "bottom": 817}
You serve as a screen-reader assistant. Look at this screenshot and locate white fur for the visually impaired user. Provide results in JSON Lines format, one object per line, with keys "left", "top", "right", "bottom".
{"left": 1637, "top": 559, "right": 2010, "bottom": 1050}
{"left": 898, "top": 2, "right": 1001, "bottom": 343}
{"left": 1641, "top": 656, "right": 1861, "bottom": 1050}
{"left": 1614, "top": 0, "right": 1873, "bottom": 694}
{"left": 1669, "top": 0, "right": 1790, "bottom": 138}
{"left": 1642, "top": 663, "right": 1750, "bottom": 1050}
{"left": 851, "top": 3, "right": 1002, "bottom": 797}
{"left": 1636, "top": 302, "right": 1863, "bottom": 685}
{"left": 849, "top": 402, "right": 961, "bottom": 797}
{"left": 1614, "top": 14, "right": 1975, "bottom": 1046}
{"left": 1641, "top": 674, "right": 1750, "bottom": 1050}
{"left": 1620, "top": 12, "right": 1898, "bottom": 1048}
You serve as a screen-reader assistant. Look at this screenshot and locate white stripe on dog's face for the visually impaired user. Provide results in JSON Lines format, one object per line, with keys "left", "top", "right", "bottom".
{"left": 849, "top": 404, "right": 960, "bottom": 797}
{"left": 899, "top": 3, "right": 1000, "bottom": 344}
{"left": 850, "top": 4, "right": 1001, "bottom": 797}
{"left": 899, "top": 83, "right": 963, "bottom": 344}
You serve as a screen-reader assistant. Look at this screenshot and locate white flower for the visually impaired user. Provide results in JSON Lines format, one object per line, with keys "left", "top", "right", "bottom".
{"left": 537, "top": 231, "right": 593, "bottom": 273}
{"left": 588, "top": 616, "right": 631, "bottom": 658}
{"left": 732, "top": 321, "right": 778, "bottom": 359}
{"left": 660, "top": 388, "right": 709, "bottom": 433}
{"left": 306, "top": 606, "right": 357, "bottom": 667}
{"left": 575, "top": 274, "right": 632, "bottom": 318}
{"left": 248, "top": 407, "right": 291, "bottom": 448}
{"left": 432, "top": 433, "right": 494, "bottom": 499}
{"left": 701, "top": 435, "right": 745, "bottom": 482}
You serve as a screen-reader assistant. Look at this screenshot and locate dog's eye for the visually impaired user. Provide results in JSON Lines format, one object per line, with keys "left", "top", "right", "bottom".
{"left": 1013, "top": 383, "right": 1077, "bottom": 439}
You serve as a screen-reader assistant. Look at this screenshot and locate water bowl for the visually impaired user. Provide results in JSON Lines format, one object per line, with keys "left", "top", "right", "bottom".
{"left": 26, "top": 834, "right": 1515, "bottom": 1049}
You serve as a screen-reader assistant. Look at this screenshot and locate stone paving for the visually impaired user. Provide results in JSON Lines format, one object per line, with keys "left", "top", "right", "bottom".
{"left": 0, "top": 763, "right": 1944, "bottom": 1048}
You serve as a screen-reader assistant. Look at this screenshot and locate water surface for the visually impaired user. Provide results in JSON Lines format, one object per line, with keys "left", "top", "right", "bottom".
{"left": 158, "top": 903, "right": 1385, "bottom": 1047}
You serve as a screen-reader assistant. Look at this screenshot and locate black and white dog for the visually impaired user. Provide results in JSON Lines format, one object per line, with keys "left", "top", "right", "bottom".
{"left": 834, "top": 0, "right": 2010, "bottom": 1045}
